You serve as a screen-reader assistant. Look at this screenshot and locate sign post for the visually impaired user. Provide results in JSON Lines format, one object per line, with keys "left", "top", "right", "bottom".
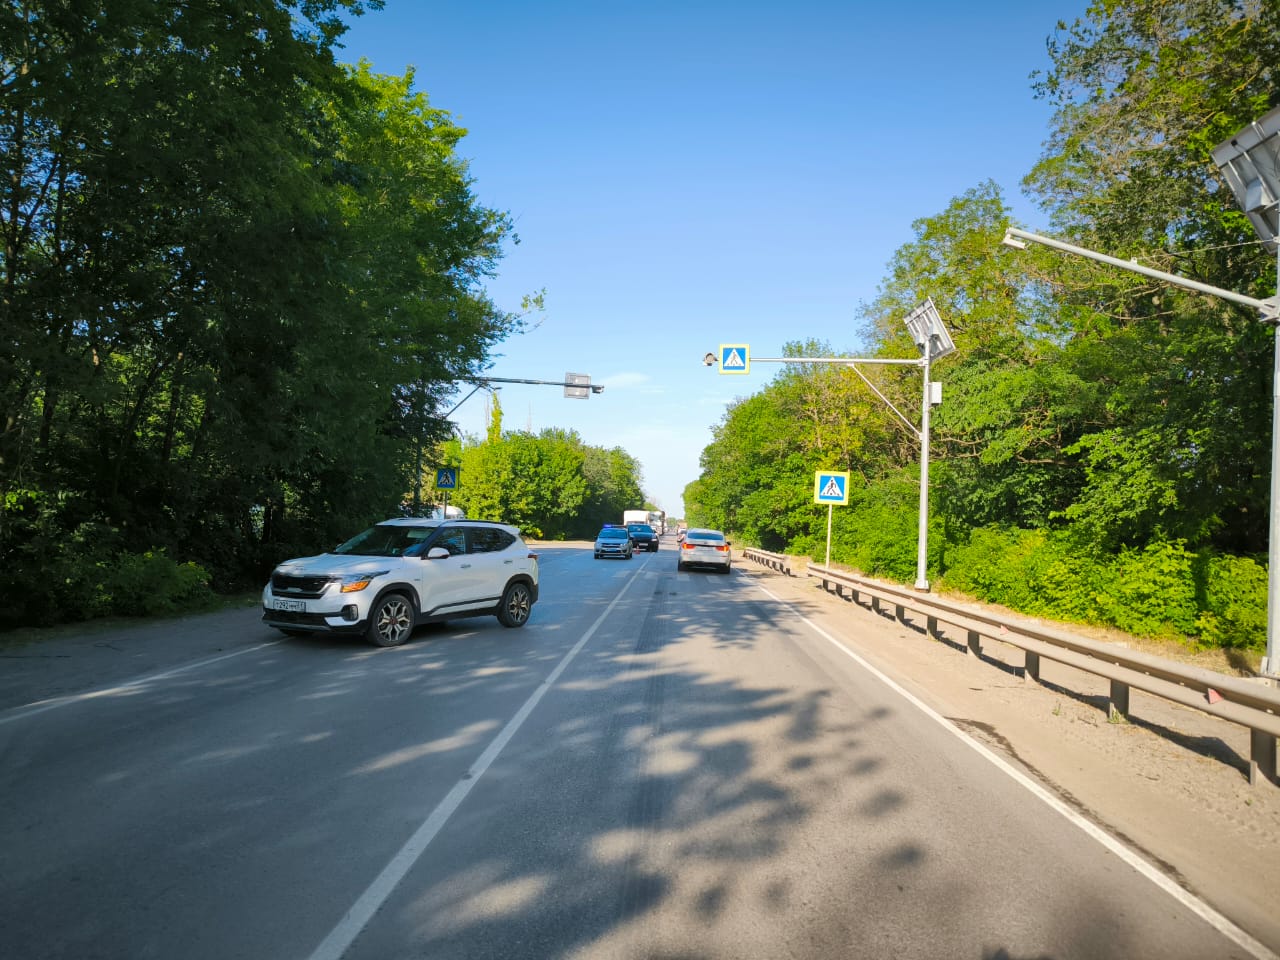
{"left": 814, "top": 470, "right": 850, "bottom": 568}
{"left": 435, "top": 467, "right": 458, "bottom": 516}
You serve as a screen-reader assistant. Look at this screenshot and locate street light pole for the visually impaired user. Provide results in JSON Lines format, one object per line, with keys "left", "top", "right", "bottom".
{"left": 1269, "top": 306, "right": 1280, "bottom": 677}
{"left": 1210, "top": 105, "right": 1280, "bottom": 675}
{"left": 902, "top": 298, "right": 954, "bottom": 592}
{"left": 916, "top": 348, "right": 933, "bottom": 590}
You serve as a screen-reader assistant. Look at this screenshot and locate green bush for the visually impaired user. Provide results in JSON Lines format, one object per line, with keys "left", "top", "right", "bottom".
{"left": 1093, "top": 541, "right": 1199, "bottom": 640}
{"left": 1194, "top": 552, "right": 1267, "bottom": 649}
{"left": 941, "top": 526, "right": 1055, "bottom": 612}
{"left": 97, "top": 550, "right": 215, "bottom": 617}
{"left": 938, "top": 526, "right": 1267, "bottom": 651}
{"left": 1, "top": 538, "right": 215, "bottom": 628}
{"left": 1029, "top": 545, "right": 1110, "bottom": 623}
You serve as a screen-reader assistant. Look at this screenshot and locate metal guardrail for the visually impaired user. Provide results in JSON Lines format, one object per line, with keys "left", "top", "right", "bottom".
{"left": 742, "top": 547, "right": 794, "bottom": 576}
{"left": 802, "top": 563, "right": 1280, "bottom": 788}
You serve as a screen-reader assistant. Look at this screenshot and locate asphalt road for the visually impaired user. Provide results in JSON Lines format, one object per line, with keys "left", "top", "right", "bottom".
{"left": 0, "top": 541, "right": 1268, "bottom": 959}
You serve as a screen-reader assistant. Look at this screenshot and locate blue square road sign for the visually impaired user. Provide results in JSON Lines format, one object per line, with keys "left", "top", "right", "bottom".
{"left": 813, "top": 471, "right": 849, "bottom": 505}
{"left": 719, "top": 344, "right": 750, "bottom": 374}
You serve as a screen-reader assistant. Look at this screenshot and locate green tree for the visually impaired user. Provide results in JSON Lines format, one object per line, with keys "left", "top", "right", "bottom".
{"left": 448, "top": 421, "right": 643, "bottom": 540}
{"left": 260, "top": 61, "right": 520, "bottom": 552}
{"left": 580, "top": 446, "right": 644, "bottom": 535}
{"left": 1021, "top": 0, "right": 1279, "bottom": 552}
{"left": 0, "top": 3, "right": 532, "bottom": 626}
{"left": 1, "top": 1, "right": 383, "bottom": 594}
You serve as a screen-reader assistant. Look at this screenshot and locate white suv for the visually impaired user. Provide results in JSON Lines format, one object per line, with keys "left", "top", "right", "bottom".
{"left": 262, "top": 518, "right": 539, "bottom": 646}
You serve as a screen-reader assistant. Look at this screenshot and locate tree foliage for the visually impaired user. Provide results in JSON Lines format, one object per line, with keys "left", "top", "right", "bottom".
{"left": 442, "top": 403, "right": 645, "bottom": 540}
{"left": 0, "top": 1, "right": 530, "bottom": 626}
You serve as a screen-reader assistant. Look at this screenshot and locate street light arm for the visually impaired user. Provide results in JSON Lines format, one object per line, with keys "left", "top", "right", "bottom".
{"left": 1003, "top": 227, "right": 1275, "bottom": 317}
{"left": 460, "top": 375, "right": 600, "bottom": 389}
{"left": 752, "top": 356, "right": 923, "bottom": 366}
{"left": 444, "top": 383, "right": 491, "bottom": 419}
{"left": 847, "top": 364, "right": 920, "bottom": 439}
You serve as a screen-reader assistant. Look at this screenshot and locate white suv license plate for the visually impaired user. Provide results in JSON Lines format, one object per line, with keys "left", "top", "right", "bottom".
{"left": 274, "top": 599, "right": 306, "bottom": 612}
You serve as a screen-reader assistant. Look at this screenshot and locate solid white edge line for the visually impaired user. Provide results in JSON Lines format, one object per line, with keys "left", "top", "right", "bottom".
{"left": 754, "top": 584, "right": 1279, "bottom": 960}
{"left": 307, "top": 563, "right": 648, "bottom": 960}
{"left": 0, "top": 640, "right": 283, "bottom": 726}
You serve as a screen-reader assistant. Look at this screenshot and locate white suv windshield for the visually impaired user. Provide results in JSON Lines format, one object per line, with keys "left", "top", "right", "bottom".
{"left": 334, "top": 524, "right": 436, "bottom": 557}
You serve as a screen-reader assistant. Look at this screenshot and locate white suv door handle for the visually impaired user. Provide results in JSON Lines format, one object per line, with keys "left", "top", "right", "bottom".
{"left": 460, "top": 563, "right": 472, "bottom": 569}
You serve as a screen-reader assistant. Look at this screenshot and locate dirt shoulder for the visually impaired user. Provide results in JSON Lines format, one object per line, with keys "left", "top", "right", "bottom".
{"left": 737, "top": 557, "right": 1280, "bottom": 954}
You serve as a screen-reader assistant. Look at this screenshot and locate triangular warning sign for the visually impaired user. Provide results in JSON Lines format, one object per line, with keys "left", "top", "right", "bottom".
{"left": 723, "top": 349, "right": 745, "bottom": 369}
{"left": 820, "top": 476, "right": 843, "bottom": 498}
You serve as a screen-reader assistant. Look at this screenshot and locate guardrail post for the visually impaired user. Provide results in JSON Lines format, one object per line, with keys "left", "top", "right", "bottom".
{"left": 1023, "top": 651, "right": 1041, "bottom": 683}
{"left": 927, "top": 616, "right": 939, "bottom": 641}
{"left": 1108, "top": 680, "right": 1130, "bottom": 722}
{"left": 871, "top": 596, "right": 881, "bottom": 614}
{"left": 895, "top": 603, "right": 905, "bottom": 624}
{"left": 967, "top": 630, "right": 981, "bottom": 658}
{"left": 1251, "top": 731, "right": 1277, "bottom": 787}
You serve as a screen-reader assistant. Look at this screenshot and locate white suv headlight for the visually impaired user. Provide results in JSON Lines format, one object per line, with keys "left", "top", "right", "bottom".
{"left": 339, "top": 572, "right": 387, "bottom": 593}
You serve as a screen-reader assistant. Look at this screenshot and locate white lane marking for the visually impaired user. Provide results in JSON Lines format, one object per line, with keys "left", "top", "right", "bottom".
{"left": 754, "top": 584, "right": 1279, "bottom": 960}
{"left": 0, "top": 641, "right": 283, "bottom": 726}
{"left": 307, "top": 563, "right": 647, "bottom": 960}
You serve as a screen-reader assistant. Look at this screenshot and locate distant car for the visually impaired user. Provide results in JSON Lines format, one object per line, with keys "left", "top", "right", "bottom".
{"left": 625, "top": 522, "right": 659, "bottom": 552}
{"left": 677, "top": 528, "right": 732, "bottom": 573}
{"left": 262, "top": 518, "right": 539, "bottom": 646}
{"left": 594, "top": 526, "right": 634, "bottom": 559}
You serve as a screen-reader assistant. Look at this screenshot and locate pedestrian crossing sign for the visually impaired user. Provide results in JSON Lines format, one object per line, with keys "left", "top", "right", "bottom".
{"left": 719, "top": 344, "right": 750, "bottom": 374}
{"left": 814, "top": 470, "right": 849, "bottom": 505}
{"left": 435, "top": 468, "right": 458, "bottom": 490}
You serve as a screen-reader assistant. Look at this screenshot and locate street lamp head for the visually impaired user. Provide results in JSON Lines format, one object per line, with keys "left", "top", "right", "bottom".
{"left": 590, "top": 384, "right": 604, "bottom": 394}
{"left": 703, "top": 352, "right": 717, "bottom": 367}
{"left": 1001, "top": 231, "right": 1027, "bottom": 250}
{"left": 902, "top": 298, "right": 955, "bottom": 361}
{"left": 1211, "top": 104, "right": 1280, "bottom": 252}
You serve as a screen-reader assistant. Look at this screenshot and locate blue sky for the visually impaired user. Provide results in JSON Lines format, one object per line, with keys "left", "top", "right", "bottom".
{"left": 336, "top": 0, "right": 1087, "bottom": 519}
